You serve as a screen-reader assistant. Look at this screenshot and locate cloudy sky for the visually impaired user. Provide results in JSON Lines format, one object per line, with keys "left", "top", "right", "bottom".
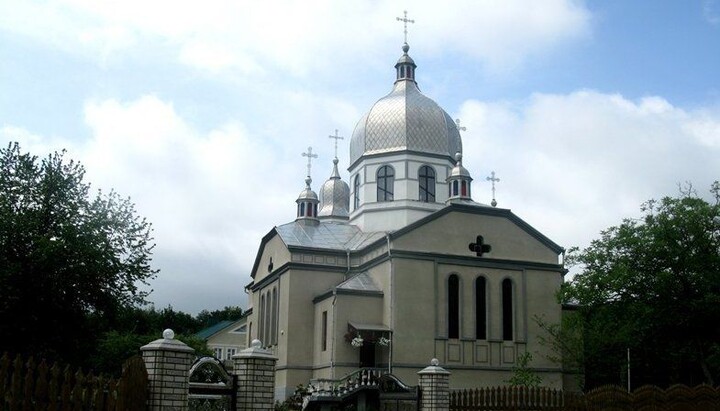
{"left": 2, "top": 0, "right": 719, "bottom": 314}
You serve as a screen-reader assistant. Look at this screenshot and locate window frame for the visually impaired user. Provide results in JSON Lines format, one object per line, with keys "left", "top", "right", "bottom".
{"left": 376, "top": 165, "right": 395, "bottom": 202}
{"left": 418, "top": 165, "right": 436, "bottom": 202}
{"left": 448, "top": 274, "right": 460, "bottom": 339}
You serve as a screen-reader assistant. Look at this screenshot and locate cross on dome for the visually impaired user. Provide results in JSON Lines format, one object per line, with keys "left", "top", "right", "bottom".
{"left": 455, "top": 118, "right": 467, "bottom": 132}
{"left": 301, "top": 146, "right": 318, "bottom": 178}
{"left": 328, "top": 129, "right": 344, "bottom": 159}
{"left": 396, "top": 10, "right": 415, "bottom": 44}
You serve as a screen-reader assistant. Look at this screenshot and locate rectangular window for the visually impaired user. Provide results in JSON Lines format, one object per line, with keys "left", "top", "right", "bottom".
{"left": 226, "top": 348, "right": 236, "bottom": 360}
{"left": 214, "top": 347, "right": 223, "bottom": 359}
{"left": 322, "top": 311, "right": 328, "bottom": 351}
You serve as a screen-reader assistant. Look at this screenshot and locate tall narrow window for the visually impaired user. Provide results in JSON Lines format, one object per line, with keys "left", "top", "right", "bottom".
{"left": 271, "top": 288, "right": 278, "bottom": 345}
{"left": 461, "top": 181, "right": 467, "bottom": 196}
{"left": 452, "top": 181, "right": 459, "bottom": 196}
{"left": 353, "top": 174, "right": 360, "bottom": 210}
{"left": 259, "top": 295, "right": 265, "bottom": 344}
{"left": 448, "top": 274, "right": 460, "bottom": 339}
{"left": 322, "top": 311, "right": 328, "bottom": 351}
{"left": 502, "top": 279, "right": 513, "bottom": 341}
{"left": 377, "top": 166, "right": 394, "bottom": 202}
{"left": 475, "top": 277, "right": 487, "bottom": 340}
{"left": 418, "top": 165, "right": 436, "bottom": 202}
{"left": 264, "top": 293, "right": 271, "bottom": 346}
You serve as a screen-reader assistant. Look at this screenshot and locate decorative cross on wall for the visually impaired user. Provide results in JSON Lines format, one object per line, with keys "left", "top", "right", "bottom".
{"left": 469, "top": 235, "right": 492, "bottom": 257}
{"left": 328, "top": 129, "right": 344, "bottom": 158}
{"left": 301, "top": 146, "right": 318, "bottom": 178}
{"left": 396, "top": 10, "right": 415, "bottom": 43}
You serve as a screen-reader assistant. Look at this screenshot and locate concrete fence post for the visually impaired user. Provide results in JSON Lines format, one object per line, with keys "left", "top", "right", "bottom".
{"left": 417, "top": 358, "right": 451, "bottom": 411}
{"left": 233, "top": 339, "right": 278, "bottom": 411}
{"left": 140, "top": 329, "right": 195, "bottom": 411}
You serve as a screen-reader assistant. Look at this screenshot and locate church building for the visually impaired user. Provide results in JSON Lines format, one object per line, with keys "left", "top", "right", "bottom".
{"left": 245, "top": 38, "right": 572, "bottom": 400}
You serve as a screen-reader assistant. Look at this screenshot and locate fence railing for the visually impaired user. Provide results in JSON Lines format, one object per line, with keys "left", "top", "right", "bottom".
{"left": 450, "top": 386, "right": 583, "bottom": 410}
{"left": 308, "top": 367, "right": 389, "bottom": 398}
{"left": 0, "top": 352, "right": 148, "bottom": 411}
{"left": 450, "top": 384, "right": 720, "bottom": 411}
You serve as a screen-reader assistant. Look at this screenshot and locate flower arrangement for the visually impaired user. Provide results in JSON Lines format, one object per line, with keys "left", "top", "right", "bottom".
{"left": 378, "top": 336, "right": 390, "bottom": 347}
{"left": 351, "top": 335, "right": 364, "bottom": 348}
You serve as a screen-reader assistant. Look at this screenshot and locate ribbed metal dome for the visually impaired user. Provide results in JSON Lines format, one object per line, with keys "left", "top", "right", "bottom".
{"left": 349, "top": 47, "right": 462, "bottom": 166}
{"left": 296, "top": 177, "right": 318, "bottom": 201}
{"left": 318, "top": 158, "right": 350, "bottom": 219}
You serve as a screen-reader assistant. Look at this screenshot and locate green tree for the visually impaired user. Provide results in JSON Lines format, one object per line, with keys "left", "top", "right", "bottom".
{"left": 561, "top": 183, "right": 720, "bottom": 388}
{"left": 0, "top": 143, "right": 157, "bottom": 365}
{"left": 506, "top": 352, "right": 542, "bottom": 387}
{"left": 196, "top": 305, "right": 244, "bottom": 329}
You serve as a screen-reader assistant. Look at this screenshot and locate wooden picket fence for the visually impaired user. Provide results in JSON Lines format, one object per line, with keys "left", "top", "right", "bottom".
{"left": 0, "top": 352, "right": 148, "bottom": 411}
{"left": 450, "top": 384, "right": 720, "bottom": 410}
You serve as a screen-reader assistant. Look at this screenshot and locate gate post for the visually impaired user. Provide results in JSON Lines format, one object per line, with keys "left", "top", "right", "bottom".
{"left": 417, "top": 358, "right": 451, "bottom": 411}
{"left": 140, "top": 329, "right": 195, "bottom": 411}
{"left": 232, "top": 339, "right": 278, "bottom": 411}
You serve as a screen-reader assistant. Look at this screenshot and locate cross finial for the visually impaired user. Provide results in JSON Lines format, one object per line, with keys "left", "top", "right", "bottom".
{"left": 301, "top": 146, "right": 318, "bottom": 178}
{"left": 396, "top": 10, "right": 415, "bottom": 44}
{"left": 328, "top": 129, "right": 344, "bottom": 159}
{"left": 486, "top": 171, "right": 500, "bottom": 207}
{"left": 455, "top": 118, "right": 467, "bottom": 132}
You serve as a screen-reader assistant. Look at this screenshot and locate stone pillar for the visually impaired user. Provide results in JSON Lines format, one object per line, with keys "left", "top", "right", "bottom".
{"left": 417, "top": 358, "right": 451, "bottom": 411}
{"left": 233, "top": 339, "right": 278, "bottom": 411}
{"left": 140, "top": 329, "right": 195, "bottom": 411}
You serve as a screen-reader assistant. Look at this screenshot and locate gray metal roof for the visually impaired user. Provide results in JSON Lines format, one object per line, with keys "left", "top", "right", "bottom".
{"left": 276, "top": 221, "right": 385, "bottom": 251}
{"left": 337, "top": 272, "right": 381, "bottom": 292}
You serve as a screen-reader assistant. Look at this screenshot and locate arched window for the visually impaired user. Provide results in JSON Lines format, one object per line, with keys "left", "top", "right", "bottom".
{"left": 353, "top": 174, "right": 360, "bottom": 210}
{"left": 461, "top": 181, "right": 467, "bottom": 196}
{"left": 271, "top": 287, "right": 278, "bottom": 345}
{"left": 452, "top": 180, "right": 459, "bottom": 197}
{"left": 263, "top": 293, "right": 271, "bottom": 346}
{"left": 418, "top": 165, "right": 436, "bottom": 202}
{"left": 502, "top": 279, "right": 513, "bottom": 341}
{"left": 259, "top": 294, "right": 265, "bottom": 344}
{"left": 377, "top": 166, "right": 394, "bottom": 202}
{"left": 299, "top": 203, "right": 305, "bottom": 217}
{"left": 475, "top": 277, "right": 487, "bottom": 340}
{"left": 448, "top": 274, "right": 460, "bottom": 339}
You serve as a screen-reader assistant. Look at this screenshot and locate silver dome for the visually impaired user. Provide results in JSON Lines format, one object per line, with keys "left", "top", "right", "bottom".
{"left": 296, "top": 177, "right": 318, "bottom": 201}
{"left": 318, "top": 159, "right": 350, "bottom": 219}
{"left": 349, "top": 78, "right": 463, "bottom": 166}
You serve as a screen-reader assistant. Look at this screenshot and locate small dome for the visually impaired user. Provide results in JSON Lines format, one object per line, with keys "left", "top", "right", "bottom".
{"left": 318, "top": 158, "right": 350, "bottom": 219}
{"left": 449, "top": 152, "right": 471, "bottom": 178}
{"left": 349, "top": 47, "right": 462, "bottom": 166}
{"left": 297, "top": 177, "right": 318, "bottom": 201}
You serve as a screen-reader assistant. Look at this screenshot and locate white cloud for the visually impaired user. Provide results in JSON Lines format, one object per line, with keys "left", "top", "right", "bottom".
{"left": 458, "top": 90, "right": 720, "bottom": 252}
{"left": 0, "top": 0, "right": 592, "bottom": 74}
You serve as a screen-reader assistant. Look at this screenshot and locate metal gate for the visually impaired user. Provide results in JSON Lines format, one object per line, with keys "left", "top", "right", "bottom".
{"left": 189, "top": 356, "right": 236, "bottom": 411}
